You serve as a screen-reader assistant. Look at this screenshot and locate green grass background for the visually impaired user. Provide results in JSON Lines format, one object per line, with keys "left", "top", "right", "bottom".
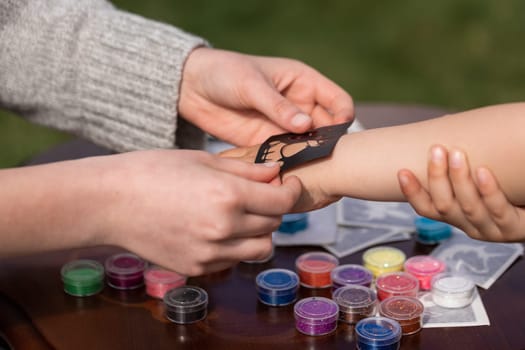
{"left": 2, "top": 0, "right": 524, "bottom": 167}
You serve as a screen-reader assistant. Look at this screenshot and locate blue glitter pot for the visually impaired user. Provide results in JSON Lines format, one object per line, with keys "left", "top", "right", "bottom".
{"left": 414, "top": 216, "right": 452, "bottom": 245}
{"left": 278, "top": 213, "right": 309, "bottom": 234}
{"left": 355, "top": 317, "right": 402, "bottom": 350}
{"left": 256, "top": 268, "right": 299, "bottom": 306}
{"left": 294, "top": 297, "right": 339, "bottom": 336}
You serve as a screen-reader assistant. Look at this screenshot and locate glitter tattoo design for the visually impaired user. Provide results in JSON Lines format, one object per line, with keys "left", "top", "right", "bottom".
{"left": 255, "top": 121, "right": 352, "bottom": 172}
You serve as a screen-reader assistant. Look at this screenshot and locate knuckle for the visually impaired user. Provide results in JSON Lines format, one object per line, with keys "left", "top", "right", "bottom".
{"left": 433, "top": 201, "right": 455, "bottom": 216}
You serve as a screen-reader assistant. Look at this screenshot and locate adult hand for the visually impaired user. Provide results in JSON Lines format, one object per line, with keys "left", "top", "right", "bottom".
{"left": 86, "top": 150, "right": 301, "bottom": 275}
{"left": 179, "top": 48, "right": 354, "bottom": 146}
{"left": 398, "top": 145, "right": 525, "bottom": 242}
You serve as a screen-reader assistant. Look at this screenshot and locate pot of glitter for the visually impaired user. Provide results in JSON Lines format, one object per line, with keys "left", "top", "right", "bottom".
{"left": 379, "top": 296, "right": 424, "bottom": 335}
{"left": 332, "top": 285, "right": 377, "bottom": 324}
{"left": 163, "top": 285, "right": 208, "bottom": 324}
{"left": 414, "top": 216, "right": 452, "bottom": 245}
{"left": 294, "top": 297, "right": 339, "bottom": 336}
{"left": 431, "top": 273, "right": 476, "bottom": 308}
{"left": 295, "top": 252, "right": 339, "bottom": 288}
{"left": 256, "top": 268, "right": 299, "bottom": 306}
{"left": 144, "top": 266, "right": 187, "bottom": 299}
{"left": 404, "top": 255, "right": 446, "bottom": 290}
{"left": 375, "top": 272, "right": 419, "bottom": 301}
{"left": 278, "top": 213, "right": 309, "bottom": 233}
{"left": 331, "top": 264, "right": 374, "bottom": 290}
{"left": 355, "top": 316, "right": 402, "bottom": 350}
{"left": 362, "top": 246, "right": 406, "bottom": 278}
{"left": 105, "top": 253, "right": 147, "bottom": 290}
{"left": 61, "top": 259, "right": 104, "bottom": 297}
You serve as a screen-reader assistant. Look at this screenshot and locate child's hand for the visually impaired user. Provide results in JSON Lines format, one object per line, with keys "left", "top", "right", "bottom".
{"left": 398, "top": 145, "right": 525, "bottom": 242}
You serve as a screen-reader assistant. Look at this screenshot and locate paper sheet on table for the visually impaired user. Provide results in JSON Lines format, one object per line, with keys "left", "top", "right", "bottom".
{"left": 323, "top": 225, "right": 411, "bottom": 258}
{"left": 273, "top": 204, "right": 338, "bottom": 246}
{"left": 419, "top": 291, "right": 490, "bottom": 328}
{"left": 431, "top": 231, "right": 524, "bottom": 289}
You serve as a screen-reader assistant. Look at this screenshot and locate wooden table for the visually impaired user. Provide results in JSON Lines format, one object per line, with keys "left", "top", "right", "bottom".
{"left": 1, "top": 103, "right": 524, "bottom": 350}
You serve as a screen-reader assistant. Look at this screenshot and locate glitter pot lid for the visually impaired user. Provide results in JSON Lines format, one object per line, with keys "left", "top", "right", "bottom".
{"left": 256, "top": 268, "right": 299, "bottom": 306}
{"left": 144, "top": 266, "right": 187, "bottom": 299}
{"left": 376, "top": 272, "right": 419, "bottom": 300}
{"left": 163, "top": 286, "right": 208, "bottom": 324}
{"left": 105, "top": 253, "right": 147, "bottom": 290}
{"left": 362, "top": 246, "right": 406, "bottom": 276}
{"left": 431, "top": 273, "right": 476, "bottom": 308}
{"left": 414, "top": 216, "right": 452, "bottom": 243}
{"left": 355, "top": 317, "right": 402, "bottom": 348}
{"left": 404, "top": 255, "right": 446, "bottom": 290}
{"left": 379, "top": 296, "right": 424, "bottom": 335}
{"left": 332, "top": 285, "right": 377, "bottom": 324}
{"left": 295, "top": 251, "right": 339, "bottom": 288}
{"left": 61, "top": 259, "right": 104, "bottom": 297}
{"left": 279, "top": 213, "right": 309, "bottom": 234}
{"left": 294, "top": 297, "right": 339, "bottom": 336}
{"left": 331, "top": 264, "right": 373, "bottom": 288}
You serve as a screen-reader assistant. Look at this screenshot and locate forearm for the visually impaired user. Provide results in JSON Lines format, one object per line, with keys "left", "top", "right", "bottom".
{"left": 287, "top": 103, "right": 525, "bottom": 206}
{"left": 0, "top": 0, "right": 207, "bottom": 151}
{"left": 0, "top": 159, "right": 111, "bottom": 256}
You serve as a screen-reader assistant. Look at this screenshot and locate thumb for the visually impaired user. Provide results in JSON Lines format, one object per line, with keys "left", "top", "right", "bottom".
{"left": 246, "top": 80, "right": 313, "bottom": 133}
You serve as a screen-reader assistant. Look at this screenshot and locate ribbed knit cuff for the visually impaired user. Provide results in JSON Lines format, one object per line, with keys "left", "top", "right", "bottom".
{"left": 73, "top": 10, "right": 208, "bottom": 151}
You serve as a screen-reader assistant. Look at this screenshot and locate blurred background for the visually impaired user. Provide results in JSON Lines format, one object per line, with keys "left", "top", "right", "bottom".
{"left": 1, "top": 0, "right": 525, "bottom": 167}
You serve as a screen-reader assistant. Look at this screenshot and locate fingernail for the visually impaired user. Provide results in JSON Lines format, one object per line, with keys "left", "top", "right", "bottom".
{"left": 398, "top": 173, "right": 410, "bottom": 186}
{"left": 259, "top": 161, "right": 279, "bottom": 168}
{"left": 476, "top": 167, "right": 489, "bottom": 185}
{"left": 291, "top": 113, "right": 312, "bottom": 128}
{"left": 449, "top": 150, "right": 463, "bottom": 168}
{"left": 431, "top": 146, "right": 444, "bottom": 163}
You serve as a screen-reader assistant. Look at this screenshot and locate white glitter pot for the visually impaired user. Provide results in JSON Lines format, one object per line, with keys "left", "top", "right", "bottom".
{"left": 431, "top": 273, "right": 476, "bottom": 308}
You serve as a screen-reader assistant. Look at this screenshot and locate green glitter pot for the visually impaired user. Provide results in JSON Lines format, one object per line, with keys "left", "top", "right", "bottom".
{"left": 61, "top": 259, "right": 104, "bottom": 297}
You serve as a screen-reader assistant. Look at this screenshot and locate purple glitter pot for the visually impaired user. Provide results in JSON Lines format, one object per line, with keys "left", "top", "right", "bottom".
{"left": 105, "top": 253, "right": 147, "bottom": 290}
{"left": 256, "top": 268, "right": 299, "bottom": 306}
{"left": 163, "top": 285, "right": 208, "bottom": 324}
{"left": 294, "top": 297, "right": 339, "bottom": 336}
{"left": 332, "top": 285, "right": 377, "bottom": 324}
{"left": 331, "top": 264, "right": 374, "bottom": 290}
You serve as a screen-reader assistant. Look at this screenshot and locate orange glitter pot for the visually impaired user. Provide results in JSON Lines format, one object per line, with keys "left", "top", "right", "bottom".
{"left": 379, "top": 296, "right": 424, "bottom": 335}
{"left": 295, "top": 252, "right": 339, "bottom": 288}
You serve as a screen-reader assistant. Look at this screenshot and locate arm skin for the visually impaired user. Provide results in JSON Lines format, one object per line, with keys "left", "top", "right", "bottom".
{"left": 0, "top": 151, "right": 302, "bottom": 276}
{"left": 289, "top": 103, "right": 525, "bottom": 209}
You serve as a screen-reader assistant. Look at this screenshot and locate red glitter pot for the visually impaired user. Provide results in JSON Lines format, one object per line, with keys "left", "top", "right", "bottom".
{"left": 404, "top": 255, "right": 446, "bottom": 290}
{"left": 294, "top": 297, "right": 339, "bottom": 336}
{"left": 295, "top": 252, "right": 339, "bottom": 288}
{"left": 144, "top": 266, "right": 187, "bottom": 299}
{"left": 379, "top": 296, "right": 424, "bottom": 335}
{"left": 375, "top": 272, "right": 419, "bottom": 301}
{"left": 105, "top": 253, "right": 147, "bottom": 290}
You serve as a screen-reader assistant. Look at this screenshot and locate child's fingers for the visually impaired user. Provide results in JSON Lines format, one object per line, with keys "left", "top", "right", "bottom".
{"left": 476, "top": 167, "right": 523, "bottom": 241}
{"left": 398, "top": 169, "right": 439, "bottom": 219}
{"left": 426, "top": 145, "right": 459, "bottom": 219}
{"left": 448, "top": 150, "right": 501, "bottom": 240}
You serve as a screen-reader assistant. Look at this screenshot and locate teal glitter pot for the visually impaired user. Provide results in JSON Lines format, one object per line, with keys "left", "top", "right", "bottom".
{"left": 61, "top": 259, "right": 104, "bottom": 297}
{"left": 256, "top": 268, "right": 299, "bottom": 306}
{"left": 414, "top": 217, "right": 452, "bottom": 245}
{"left": 278, "top": 213, "right": 309, "bottom": 234}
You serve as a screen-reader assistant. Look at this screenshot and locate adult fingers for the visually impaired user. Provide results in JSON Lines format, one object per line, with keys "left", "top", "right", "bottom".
{"left": 212, "top": 156, "right": 280, "bottom": 182}
{"left": 312, "top": 75, "right": 354, "bottom": 124}
{"left": 242, "top": 78, "right": 313, "bottom": 133}
{"left": 242, "top": 175, "right": 302, "bottom": 215}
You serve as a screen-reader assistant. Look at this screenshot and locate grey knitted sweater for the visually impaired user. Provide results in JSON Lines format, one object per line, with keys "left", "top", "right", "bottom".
{"left": 0, "top": 0, "right": 207, "bottom": 152}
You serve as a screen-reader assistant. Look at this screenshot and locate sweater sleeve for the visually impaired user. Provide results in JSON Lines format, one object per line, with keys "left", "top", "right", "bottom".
{"left": 0, "top": 0, "right": 208, "bottom": 152}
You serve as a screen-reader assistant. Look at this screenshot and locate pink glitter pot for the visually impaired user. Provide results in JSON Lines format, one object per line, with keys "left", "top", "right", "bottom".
{"left": 144, "top": 266, "right": 187, "bottom": 299}
{"left": 294, "top": 297, "right": 339, "bottom": 336}
{"left": 105, "top": 253, "right": 147, "bottom": 290}
{"left": 404, "top": 255, "right": 446, "bottom": 291}
{"left": 375, "top": 272, "right": 419, "bottom": 301}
